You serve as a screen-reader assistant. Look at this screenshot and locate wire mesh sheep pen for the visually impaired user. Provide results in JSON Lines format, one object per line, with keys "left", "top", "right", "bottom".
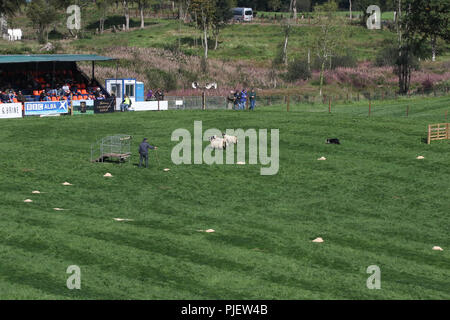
{"left": 91, "top": 134, "right": 132, "bottom": 163}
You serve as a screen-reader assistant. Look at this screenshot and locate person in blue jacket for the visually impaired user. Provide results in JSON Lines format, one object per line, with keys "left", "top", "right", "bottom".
{"left": 240, "top": 89, "right": 247, "bottom": 110}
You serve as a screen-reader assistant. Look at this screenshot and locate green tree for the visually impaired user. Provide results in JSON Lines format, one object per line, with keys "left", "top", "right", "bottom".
{"left": 394, "top": 0, "right": 448, "bottom": 93}
{"left": 353, "top": 0, "right": 374, "bottom": 24}
{"left": 212, "top": 0, "right": 234, "bottom": 50}
{"left": 175, "top": 0, "right": 191, "bottom": 22}
{"left": 0, "top": 0, "right": 25, "bottom": 16}
{"left": 190, "top": 0, "right": 215, "bottom": 60}
{"left": 122, "top": 0, "right": 130, "bottom": 30}
{"left": 281, "top": 19, "right": 291, "bottom": 66}
{"left": 135, "top": 0, "right": 153, "bottom": 29}
{"left": 290, "top": 0, "right": 297, "bottom": 19}
{"left": 0, "top": 0, "right": 25, "bottom": 35}
{"left": 268, "top": 0, "right": 282, "bottom": 11}
{"left": 314, "top": 0, "right": 340, "bottom": 96}
{"left": 96, "top": 0, "right": 111, "bottom": 34}
{"left": 26, "top": 0, "right": 58, "bottom": 43}
{"left": 404, "top": 0, "right": 450, "bottom": 61}
{"left": 348, "top": 0, "right": 352, "bottom": 19}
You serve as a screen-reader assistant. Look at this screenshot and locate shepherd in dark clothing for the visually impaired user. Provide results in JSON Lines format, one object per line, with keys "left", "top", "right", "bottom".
{"left": 139, "top": 138, "right": 157, "bottom": 168}
{"left": 233, "top": 90, "right": 240, "bottom": 110}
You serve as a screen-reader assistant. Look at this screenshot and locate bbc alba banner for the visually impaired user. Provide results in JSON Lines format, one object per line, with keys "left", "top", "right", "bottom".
{"left": 24, "top": 101, "right": 68, "bottom": 116}
{"left": 0, "top": 103, "right": 22, "bottom": 119}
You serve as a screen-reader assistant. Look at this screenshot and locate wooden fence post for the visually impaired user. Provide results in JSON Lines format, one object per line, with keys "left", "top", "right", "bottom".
{"left": 287, "top": 95, "right": 290, "bottom": 112}
{"left": 427, "top": 124, "right": 431, "bottom": 144}
{"left": 201, "top": 91, "right": 205, "bottom": 110}
{"left": 328, "top": 97, "right": 331, "bottom": 113}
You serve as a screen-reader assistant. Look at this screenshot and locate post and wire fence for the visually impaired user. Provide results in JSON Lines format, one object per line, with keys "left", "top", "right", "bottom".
{"left": 165, "top": 87, "right": 449, "bottom": 122}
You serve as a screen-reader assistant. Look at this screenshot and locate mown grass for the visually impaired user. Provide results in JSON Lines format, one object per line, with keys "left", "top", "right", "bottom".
{"left": 0, "top": 95, "right": 449, "bottom": 299}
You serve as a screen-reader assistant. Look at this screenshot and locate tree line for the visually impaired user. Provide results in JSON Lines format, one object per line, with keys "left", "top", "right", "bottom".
{"left": 1, "top": 0, "right": 448, "bottom": 95}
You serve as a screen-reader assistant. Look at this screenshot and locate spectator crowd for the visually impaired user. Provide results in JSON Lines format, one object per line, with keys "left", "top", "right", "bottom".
{"left": 0, "top": 68, "right": 109, "bottom": 105}
{"left": 145, "top": 88, "right": 165, "bottom": 101}
{"left": 227, "top": 88, "right": 256, "bottom": 110}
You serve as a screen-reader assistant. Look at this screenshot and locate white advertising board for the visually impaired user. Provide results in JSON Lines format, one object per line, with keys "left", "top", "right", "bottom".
{"left": 130, "top": 101, "right": 168, "bottom": 111}
{"left": 0, "top": 103, "right": 22, "bottom": 119}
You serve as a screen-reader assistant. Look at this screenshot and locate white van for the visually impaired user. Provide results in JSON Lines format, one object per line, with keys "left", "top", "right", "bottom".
{"left": 232, "top": 7, "right": 253, "bottom": 22}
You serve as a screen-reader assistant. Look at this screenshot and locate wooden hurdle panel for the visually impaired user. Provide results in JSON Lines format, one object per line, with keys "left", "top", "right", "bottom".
{"left": 427, "top": 123, "right": 450, "bottom": 144}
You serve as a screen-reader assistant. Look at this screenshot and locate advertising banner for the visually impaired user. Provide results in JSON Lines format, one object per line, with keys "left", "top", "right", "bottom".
{"left": 24, "top": 101, "right": 68, "bottom": 116}
{"left": 0, "top": 103, "right": 22, "bottom": 119}
{"left": 73, "top": 100, "right": 94, "bottom": 115}
{"left": 94, "top": 98, "right": 115, "bottom": 114}
{"left": 130, "top": 101, "right": 168, "bottom": 111}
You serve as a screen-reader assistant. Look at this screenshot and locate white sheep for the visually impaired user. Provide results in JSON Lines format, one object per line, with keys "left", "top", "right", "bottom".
{"left": 7, "top": 29, "right": 22, "bottom": 41}
{"left": 209, "top": 136, "right": 227, "bottom": 150}
{"left": 222, "top": 133, "right": 238, "bottom": 145}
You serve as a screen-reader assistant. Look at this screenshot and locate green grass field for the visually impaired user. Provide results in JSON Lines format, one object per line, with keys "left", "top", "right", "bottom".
{"left": 0, "top": 96, "right": 449, "bottom": 299}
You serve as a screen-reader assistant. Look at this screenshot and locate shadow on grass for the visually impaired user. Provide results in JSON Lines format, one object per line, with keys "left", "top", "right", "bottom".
{"left": 85, "top": 15, "right": 141, "bottom": 30}
{"left": 48, "top": 30, "right": 65, "bottom": 40}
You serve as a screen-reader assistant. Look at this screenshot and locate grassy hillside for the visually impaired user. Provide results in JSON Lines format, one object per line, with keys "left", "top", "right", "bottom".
{"left": 72, "top": 20, "right": 394, "bottom": 62}
{"left": 1, "top": 5, "right": 449, "bottom": 96}
{"left": 0, "top": 96, "right": 449, "bottom": 299}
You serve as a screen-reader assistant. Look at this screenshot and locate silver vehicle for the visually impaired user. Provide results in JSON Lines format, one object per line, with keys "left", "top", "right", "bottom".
{"left": 232, "top": 7, "right": 253, "bottom": 22}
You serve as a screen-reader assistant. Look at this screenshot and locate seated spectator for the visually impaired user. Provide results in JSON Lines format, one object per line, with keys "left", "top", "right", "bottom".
{"left": 62, "top": 84, "right": 70, "bottom": 95}
{"left": 39, "top": 91, "right": 46, "bottom": 101}
{"left": 56, "top": 86, "right": 64, "bottom": 97}
{"left": 17, "top": 91, "right": 26, "bottom": 103}
{"left": 120, "top": 95, "right": 131, "bottom": 112}
{"left": 0, "top": 91, "right": 9, "bottom": 103}
{"left": 47, "top": 88, "right": 57, "bottom": 96}
{"left": 94, "top": 87, "right": 101, "bottom": 98}
{"left": 7, "top": 90, "right": 15, "bottom": 102}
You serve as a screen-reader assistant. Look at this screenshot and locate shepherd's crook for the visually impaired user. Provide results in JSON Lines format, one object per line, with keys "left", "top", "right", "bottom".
{"left": 154, "top": 149, "right": 161, "bottom": 166}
